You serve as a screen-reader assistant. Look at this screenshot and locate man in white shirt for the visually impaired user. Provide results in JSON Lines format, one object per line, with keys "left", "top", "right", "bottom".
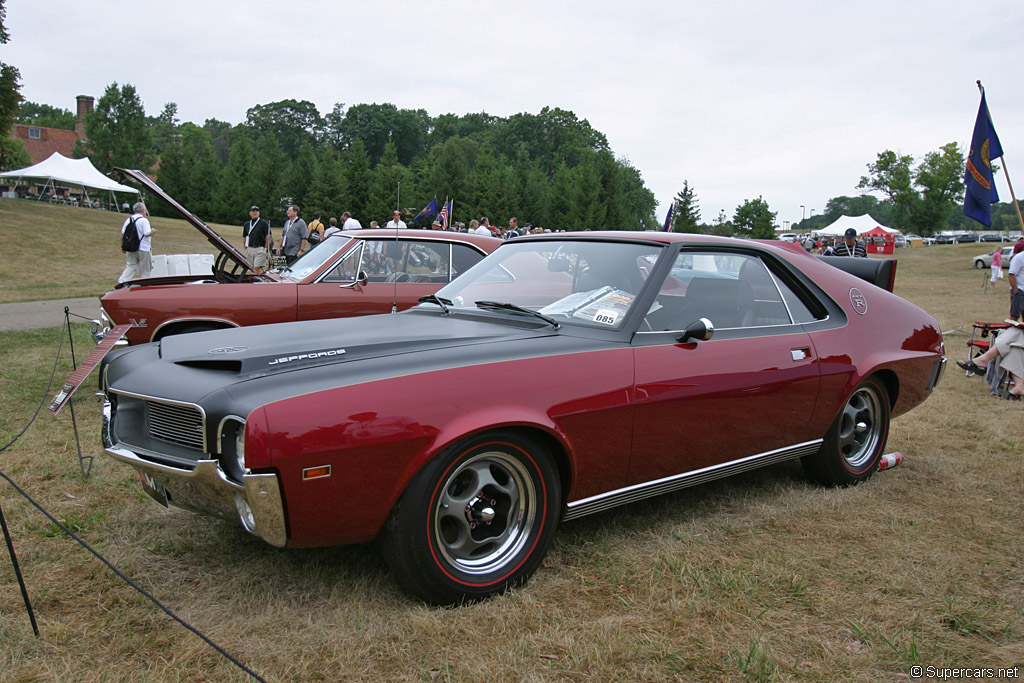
{"left": 118, "top": 201, "right": 154, "bottom": 283}
{"left": 471, "top": 219, "right": 490, "bottom": 236}
{"left": 341, "top": 211, "right": 362, "bottom": 230}
{"left": 385, "top": 210, "right": 407, "bottom": 230}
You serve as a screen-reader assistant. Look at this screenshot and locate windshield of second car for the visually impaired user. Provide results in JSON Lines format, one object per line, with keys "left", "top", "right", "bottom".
{"left": 274, "top": 234, "right": 353, "bottom": 279}
{"left": 434, "top": 240, "right": 664, "bottom": 329}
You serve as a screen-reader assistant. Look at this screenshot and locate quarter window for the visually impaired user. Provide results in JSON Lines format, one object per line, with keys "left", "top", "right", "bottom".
{"left": 644, "top": 251, "right": 819, "bottom": 331}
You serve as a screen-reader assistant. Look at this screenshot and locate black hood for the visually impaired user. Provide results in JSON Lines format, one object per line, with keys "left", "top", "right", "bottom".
{"left": 103, "top": 309, "right": 570, "bottom": 415}
{"left": 157, "top": 309, "right": 551, "bottom": 379}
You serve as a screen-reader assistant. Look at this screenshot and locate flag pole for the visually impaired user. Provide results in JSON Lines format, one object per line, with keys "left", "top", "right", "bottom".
{"left": 978, "top": 81, "right": 1024, "bottom": 234}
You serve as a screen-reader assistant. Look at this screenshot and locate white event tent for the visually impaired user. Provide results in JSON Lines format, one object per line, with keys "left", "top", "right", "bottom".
{"left": 0, "top": 152, "right": 138, "bottom": 208}
{"left": 816, "top": 214, "right": 899, "bottom": 236}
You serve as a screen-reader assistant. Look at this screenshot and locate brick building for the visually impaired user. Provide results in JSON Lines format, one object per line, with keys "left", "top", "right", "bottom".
{"left": 9, "top": 95, "right": 93, "bottom": 164}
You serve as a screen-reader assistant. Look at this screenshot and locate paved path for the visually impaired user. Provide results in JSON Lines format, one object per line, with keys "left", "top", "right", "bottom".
{"left": 0, "top": 298, "right": 99, "bottom": 332}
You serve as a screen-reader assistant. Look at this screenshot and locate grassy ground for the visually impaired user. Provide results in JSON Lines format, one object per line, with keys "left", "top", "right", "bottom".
{"left": 0, "top": 214, "right": 1022, "bottom": 681}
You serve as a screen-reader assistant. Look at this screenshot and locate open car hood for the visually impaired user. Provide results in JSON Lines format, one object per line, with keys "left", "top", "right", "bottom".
{"left": 112, "top": 168, "right": 254, "bottom": 280}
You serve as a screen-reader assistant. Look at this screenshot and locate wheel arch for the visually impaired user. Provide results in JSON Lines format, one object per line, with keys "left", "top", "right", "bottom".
{"left": 151, "top": 318, "right": 238, "bottom": 341}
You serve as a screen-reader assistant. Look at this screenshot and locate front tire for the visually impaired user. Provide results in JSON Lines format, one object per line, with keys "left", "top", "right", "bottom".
{"left": 975, "top": 260, "right": 986, "bottom": 269}
{"left": 802, "top": 377, "right": 890, "bottom": 486}
{"left": 381, "top": 431, "right": 561, "bottom": 605}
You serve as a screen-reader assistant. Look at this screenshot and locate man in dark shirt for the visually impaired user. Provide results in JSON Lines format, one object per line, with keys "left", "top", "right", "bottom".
{"left": 833, "top": 228, "right": 867, "bottom": 257}
{"left": 243, "top": 205, "right": 271, "bottom": 274}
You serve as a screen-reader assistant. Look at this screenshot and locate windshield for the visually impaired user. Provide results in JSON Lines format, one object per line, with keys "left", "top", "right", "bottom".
{"left": 434, "top": 239, "right": 664, "bottom": 329}
{"left": 273, "top": 234, "right": 353, "bottom": 280}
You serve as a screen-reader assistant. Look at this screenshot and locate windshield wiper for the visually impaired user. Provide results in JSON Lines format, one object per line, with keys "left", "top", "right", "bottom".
{"left": 418, "top": 294, "right": 452, "bottom": 315}
{"left": 474, "top": 300, "right": 560, "bottom": 329}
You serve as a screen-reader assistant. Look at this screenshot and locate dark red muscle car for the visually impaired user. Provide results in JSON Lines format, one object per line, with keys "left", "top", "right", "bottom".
{"left": 99, "top": 232, "right": 946, "bottom": 604}
{"left": 93, "top": 169, "right": 500, "bottom": 345}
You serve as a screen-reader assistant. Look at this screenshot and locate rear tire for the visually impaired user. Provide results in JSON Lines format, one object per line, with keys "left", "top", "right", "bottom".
{"left": 381, "top": 431, "right": 560, "bottom": 605}
{"left": 802, "top": 377, "right": 890, "bottom": 486}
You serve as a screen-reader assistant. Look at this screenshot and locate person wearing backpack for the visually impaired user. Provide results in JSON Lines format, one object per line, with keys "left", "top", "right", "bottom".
{"left": 118, "top": 201, "right": 154, "bottom": 283}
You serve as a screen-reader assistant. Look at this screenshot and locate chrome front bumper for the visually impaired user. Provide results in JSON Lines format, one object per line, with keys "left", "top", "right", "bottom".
{"left": 91, "top": 308, "right": 129, "bottom": 346}
{"left": 101, "top": 397, "right": 287, "bottom": 547}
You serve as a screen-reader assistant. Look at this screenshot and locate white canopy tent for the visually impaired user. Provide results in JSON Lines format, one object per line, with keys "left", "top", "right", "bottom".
{"left": 816, "top": 214, "right": 899, "bottom": 236}
{"left": 0, "top": 152, "right": 138, "bottom": 208}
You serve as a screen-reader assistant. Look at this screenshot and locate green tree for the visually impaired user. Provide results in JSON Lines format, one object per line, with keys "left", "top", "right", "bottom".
{"left": 181, "top": 125, "right": 222, "bottom": 219}
{"left": 733, "top": 196, "right": 776, "bottom": 239}
{"left": 212, "top": 134, "right": 258, "bottom": 223}
{"left": 709, "top": 208, "right": 734, "bottom": 236}
{"left": 0, "top": 0, "right": 23, "bottom": 171}
{"left": 283, "top": 141, "right": 317, "bottom": 211}
{"left": 245, "top": 99, "right": 324, "bottom": 159}
{"left": 149, "top": 102, "right": 180, "bottom": 155}
{"left": 331, "top": 103, "right": 431, "bottom": 165}
{"left": 341, "top": 138, "right": 372, "bottom": 219}
{"left": 671, "top": 181, "right": 701, "bottom": 233}
{"left": 0, "top": 137, "right": 29, "bottom": 171}
{"left": 76, "top": 82, "right": 155, "bottom": 173}
{"left": 307, "top": 148, "right": 345, "bottom": 219}
{"left": 857, "top": 144, "right": 968, "bottom": 235}
{"left": 253, "top": 131, "right": 288, "bottom": 225}
{"left": 367, "top": 140, "right": 412, "bottom": 224}
{"left": 16, "top": 101, "right": 75, "bottom": 129}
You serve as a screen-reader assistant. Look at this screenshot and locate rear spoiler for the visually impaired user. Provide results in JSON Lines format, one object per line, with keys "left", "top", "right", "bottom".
{"left": 816, "top": 256, "right": 897, "bottom": 293}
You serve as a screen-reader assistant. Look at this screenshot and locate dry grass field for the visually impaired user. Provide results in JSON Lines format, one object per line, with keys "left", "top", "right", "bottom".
{"left": 1, "top": 199, "right": 1022, "bottom": 681}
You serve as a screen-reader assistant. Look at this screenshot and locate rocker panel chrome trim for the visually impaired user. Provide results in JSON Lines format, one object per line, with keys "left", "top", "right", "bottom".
{"left": 564, "top": 439, "right": 823, "bottom": 521}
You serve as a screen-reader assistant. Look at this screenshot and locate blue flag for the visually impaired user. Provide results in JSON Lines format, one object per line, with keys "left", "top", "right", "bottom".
{"left": 413, "top": 198, "right": 438, "bottom": 222}
{"left": 661, "top": 203, "right": 676, "bottom": 232}
{"left": 963, "top": 93, "right": 1003, "bottom": 226}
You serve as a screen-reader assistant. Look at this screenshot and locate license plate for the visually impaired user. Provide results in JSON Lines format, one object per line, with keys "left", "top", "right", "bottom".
{"left": 139, "top": 469, "right": 169, "bottom": 508}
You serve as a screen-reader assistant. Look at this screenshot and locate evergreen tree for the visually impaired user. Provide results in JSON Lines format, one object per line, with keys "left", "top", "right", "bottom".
{"left": 212, "top": 135, "right": 257, "bottom": 223}
{"left": 672, "top": 181, "right": 702, "bottom": 233}
{"left": 181, "top": 125, "right": 221, "bottom": 219}
{"left": 253, "top": 131, "right": 287, "bottom": 225}
{"left": 572, "top": 149, "right": 606, "bottom": 229}
{"left": 342, "top": 138, "right": 372, "bottom": 220}
{"left": 307, "top": 148, "right": 345, "bottom": 219}
{"left": 283, "top": 141, "right": 317, "bottom": 212}
{"left": 548, "top": 162, "right": 575, "bottom": 231}
{"left": 76, "top": 82, "right": 155, "bottom": 173}
{"left": 367, "top": 140, "right": 411, "bottom": 225}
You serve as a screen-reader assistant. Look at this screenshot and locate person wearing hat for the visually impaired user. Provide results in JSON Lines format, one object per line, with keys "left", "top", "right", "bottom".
{"left": 833, "top": 227, "right": 867, "bottom": 257}
{"left": 243, "top": 205, "right": 271, "bottom": 274}
{"left": 386, "top": 210, "right": 407, "bottom": 230}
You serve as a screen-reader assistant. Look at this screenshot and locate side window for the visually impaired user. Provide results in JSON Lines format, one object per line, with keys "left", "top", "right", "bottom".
{"left": 403, "top": 241, "right": 451, "bottom": 283}
{"left": 644, "top": 251, "right": 805, "bottom": 331}
{"left": 451, "top": 244, "right": 485, "bottom": 281}
{"left": 322, "top": 242, "right": 364, "bottom": 282}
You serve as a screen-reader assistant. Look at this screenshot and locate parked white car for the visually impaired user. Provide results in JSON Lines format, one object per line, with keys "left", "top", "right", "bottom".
{"left": 973, "top": 246, "right": 1014, "bottom": 269}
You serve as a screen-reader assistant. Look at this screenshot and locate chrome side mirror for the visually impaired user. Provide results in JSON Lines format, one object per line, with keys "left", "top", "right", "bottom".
{"left": 677, "top": 317, "right": 714, "bottom": 343}
{"left": 339, "top": 271, "right": 369, "bottom": 289}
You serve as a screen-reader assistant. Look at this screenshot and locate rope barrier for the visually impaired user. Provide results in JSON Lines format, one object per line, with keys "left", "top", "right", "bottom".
{"left": 0, "top": 312, "right": 266, "bottom": 682}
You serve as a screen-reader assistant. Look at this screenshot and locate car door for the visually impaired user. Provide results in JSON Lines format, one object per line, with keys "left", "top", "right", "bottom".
{"left": 296, "top": 238, "right": 487, "bottom": 320}
{"left": 628, "top": 249, "right": 823, "bottom": 484}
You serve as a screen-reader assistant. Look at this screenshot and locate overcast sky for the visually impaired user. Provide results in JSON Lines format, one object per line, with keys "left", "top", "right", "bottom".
{"left": 5, "top": 0, "right": 1024, "bottom": 226}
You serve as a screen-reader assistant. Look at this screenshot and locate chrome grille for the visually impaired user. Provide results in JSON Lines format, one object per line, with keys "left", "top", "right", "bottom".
{"left": 147, "top": 401, "right": 205, "bottom": 450}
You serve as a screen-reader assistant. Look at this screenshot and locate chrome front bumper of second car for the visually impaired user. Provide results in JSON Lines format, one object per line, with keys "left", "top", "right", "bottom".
{"left": 91, "top": 308, "right": 128, "bottom": 346}
{"left": 101, "top": 397, "right": 287, "bottom": 547}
